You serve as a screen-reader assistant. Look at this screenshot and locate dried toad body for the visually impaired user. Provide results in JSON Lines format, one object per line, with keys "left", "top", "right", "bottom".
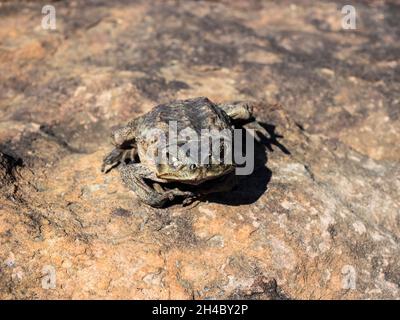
{"left": 133, "top": 98, "right": 235, "bottom": 184}
{"left": 102, "top": 97, "right": 265, "bottom": 207}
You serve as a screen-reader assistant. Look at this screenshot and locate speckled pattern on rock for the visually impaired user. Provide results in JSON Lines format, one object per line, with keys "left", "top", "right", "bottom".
{"left": 0, "top": 0, "right": 399, "bottom": 299}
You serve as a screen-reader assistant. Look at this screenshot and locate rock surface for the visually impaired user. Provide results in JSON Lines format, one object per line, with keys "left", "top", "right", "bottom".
{"left": 0, "top": 0, "right": 399, "bottom": 299}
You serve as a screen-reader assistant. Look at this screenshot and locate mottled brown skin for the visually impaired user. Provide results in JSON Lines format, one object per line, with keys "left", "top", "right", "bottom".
{"left": 102, "top": 97, "right": 265, "bottom": 207}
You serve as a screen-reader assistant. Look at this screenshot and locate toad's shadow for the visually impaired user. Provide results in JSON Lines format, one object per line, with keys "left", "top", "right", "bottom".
{"left": 205, "top": 122, "right": 291, "bottom": 206}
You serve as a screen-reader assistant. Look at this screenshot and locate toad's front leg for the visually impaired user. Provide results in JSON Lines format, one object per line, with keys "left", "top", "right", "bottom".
{"left": 101, "top": 147, "right": 137, "bottom": 173}
{"left": 102, "top": 122, "right": 138, "bottom": 173}
{"left": 119, "top": 163, "right": 195, "bottom": 208}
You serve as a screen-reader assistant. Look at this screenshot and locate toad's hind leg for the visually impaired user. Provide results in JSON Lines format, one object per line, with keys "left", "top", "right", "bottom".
{"left": 218, "top": 101, "right": 254, "bottom": 121}
{"left": 119, "top": 163, "right": 195, "bottom": 208}
{"left": 218, "top": 101, "right": 269, "bottom": 142}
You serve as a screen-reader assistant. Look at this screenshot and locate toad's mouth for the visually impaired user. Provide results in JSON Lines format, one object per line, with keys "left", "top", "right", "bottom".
{"left": 145, "top": 169, "right": 236, "bottom": 194}
{"left": 157, "top": 164, "right": 235, "bottom": 185}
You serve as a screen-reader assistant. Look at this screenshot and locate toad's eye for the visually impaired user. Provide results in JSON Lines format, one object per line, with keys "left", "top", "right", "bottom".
{"left": 189, "top": 164, "right": 197, "bottom": 170}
